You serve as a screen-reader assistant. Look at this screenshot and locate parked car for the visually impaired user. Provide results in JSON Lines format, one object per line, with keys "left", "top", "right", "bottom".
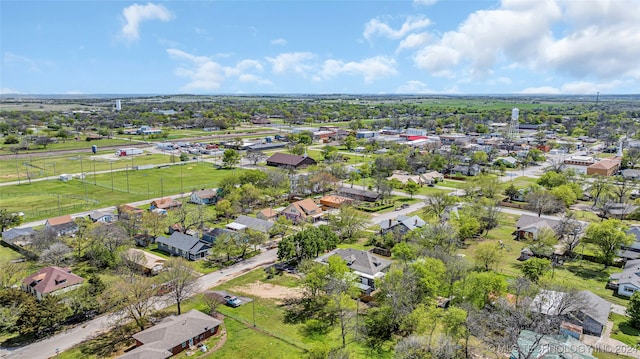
{"left": 224, "top": 295, "right": 242, "bottom": 307}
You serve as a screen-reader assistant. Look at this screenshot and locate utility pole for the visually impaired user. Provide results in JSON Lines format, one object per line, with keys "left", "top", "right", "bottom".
{"left": 252, "top": 298, "right": 256, "bottom": 327}
{"left": 110, "top": 161, "right": 114, "bottom": 192}
{"left": 15, "top": 157, "right": 20, "bottom": 185}
{"left": 126, "top": 165, "right": 130, "bottom": 193}
{"left": 93, "top": 159, "right": 96, "bottom": 185}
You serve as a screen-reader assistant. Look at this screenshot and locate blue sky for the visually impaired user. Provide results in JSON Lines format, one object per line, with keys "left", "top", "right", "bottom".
{"left": 1, "top": 0, "right": 639, "bottom": 95}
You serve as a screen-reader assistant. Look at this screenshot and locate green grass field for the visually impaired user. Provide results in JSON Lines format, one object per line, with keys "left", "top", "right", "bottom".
{"left": 0, "top": 164, "right": 241, "bottom": 221}
{"left": 0, "top": 138, "right": 138, "bottom": 155}
{"left": 0, "top": 244, "right": 23, "bottom": 261}
{"left": 610, "top": 312, "right": 640, "bottom": 347}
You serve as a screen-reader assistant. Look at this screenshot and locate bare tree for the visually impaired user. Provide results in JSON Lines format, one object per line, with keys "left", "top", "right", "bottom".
{"left": 245, "top": 150, "right": 265, "bottom": 166}
{"left": 525, "top": 190, "right": 564, "bottom": 217}
{"left": 162, "top": 258, "right": 199, "bottom": 315}
{"left": 119, "top": 249, "right": 147, "bottom": 275}
{"left": 115, "top": 275, "right": 157, "bottom": 331}
{"left": 30, "top": 228, "right": 58, "bottom": 252}
{"left": 90, "top": 223, "right": 130, "bottom": 252}
{"left": 611, "top": 176, "right": 634, "bottom": 203}
{"left": 40, "top": 242, "right": 72, "bottom": 266}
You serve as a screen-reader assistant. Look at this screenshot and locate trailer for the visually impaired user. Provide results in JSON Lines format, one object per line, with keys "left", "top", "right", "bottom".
{"left": 116, "top": 148, "right": 143, "bottom": 156}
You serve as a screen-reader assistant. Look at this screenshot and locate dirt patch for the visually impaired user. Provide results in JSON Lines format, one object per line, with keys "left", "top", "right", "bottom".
{"left": 230, "top": 281, "right": 304, "bottom": 302}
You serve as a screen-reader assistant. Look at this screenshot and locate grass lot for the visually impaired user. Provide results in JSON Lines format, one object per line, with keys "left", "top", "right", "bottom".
{"left": 611, "top": 312, "right": 640, "bottom": 347}
{"left": 0, "top": 164, "right": 240, "bottom": 221}
{"left": 594, "top": 352, "right": 636, "bottom": 359}
{"left": 0, "top": 151, "right": 175, "bottom": 183}
{"left": 505, "top": 176, "right": 538, "bottom": 189}
{"left": 0, "top": 138, "right": 138, "bottom": 155}
{"left": 212, "top": 318, "right": 305, "bottom": 358}
{"left": 0, "top": 244, "right": 24, "bottom": 261}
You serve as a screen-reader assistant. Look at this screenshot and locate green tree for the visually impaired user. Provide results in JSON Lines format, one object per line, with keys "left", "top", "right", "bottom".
{"left": 457, "top": 271, "right": 506, "bottom": 309}
{"left": 520, "top": 258, "right": 551, "bottom": 282}
{"left": 551, "top": 184, "right": 578, "bottom": 207}
{"left": 0, "top": 209, "right": 23, "bottom": 232}
{"left": 474, "top": 242, "right": 503, "bottom": 271}
{"left": 423, "top": 192, "right": 455, "bottom": 221}
{"left": 277, "top": 226, "right": 339, "bottom": 262}
{"left": 627, "top": 291, "right": 640, "bottom": 329}
{"left": 405, "top": 181, "right": 420, "bottom": 199}
{"left": 222, "top": 149, "right": 240, "bottom": 168}
{"left": 328, "top": 205, "right": 369, "bottom": 242}
{"left": 391, "top": 242, "right": 417, "bottom": 264}
{"left": 504, "top": 183, "right": 519, "bottom": 201}
{"left": 343, "top": 135, "right": 357, "bottom": 151}
{"left": 584, "top": 219, "right": 634, "bottom": 267}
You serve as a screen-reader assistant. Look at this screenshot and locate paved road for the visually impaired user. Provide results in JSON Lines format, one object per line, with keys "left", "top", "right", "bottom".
{"left": 0, "top": 248, "right": 278, "bottom": 359}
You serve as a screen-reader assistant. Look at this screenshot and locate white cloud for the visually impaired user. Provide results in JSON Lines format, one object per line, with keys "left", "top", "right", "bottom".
{"left": 0, "top": 88, "right": 22, "bottom": 94}
{"left": 270, "top": 38, "right": 287, "bottom": 46}
{"left": 266, "top": 52, "right": 315, "bottom": 74}
{"left": 414, "top": 0, "right": 438, "bottom": 5}
{"left": 520, "top": 86, "right": 561, "bottom": 94}
{"left": 167, "top": 49, "right": 271, "bottom": 91}
{"left": 396, "top": 32, "right": 430, "bottom": 53}
{"left": 121, "top": 3, "right": 173, "bottom": 42}
{"left": 3, "top": 52, "right": 48, "bottom": 71}
{"left": 364, "top": 15, "right": 431, "bottom": 41}
{"left": 413, "top": 0, "right": 640, "bottom": 82}
{"left": 318, "top": 56, "right": 398, "bottom": 83}
{"left": 395, "top": 80, "right": 436, "bottom": 94}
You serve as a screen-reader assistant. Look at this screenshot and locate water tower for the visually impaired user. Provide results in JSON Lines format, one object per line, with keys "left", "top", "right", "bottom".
{"left": 507, "top": 107, "right": 520, "bottom": 140}
{"left": 115, "top": 99, "right": 122, "bottom": 112}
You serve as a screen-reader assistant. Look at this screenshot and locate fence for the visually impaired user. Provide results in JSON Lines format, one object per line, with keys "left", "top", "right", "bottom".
{"left": 0, "top": 192, "right": 100, "bottom": 218}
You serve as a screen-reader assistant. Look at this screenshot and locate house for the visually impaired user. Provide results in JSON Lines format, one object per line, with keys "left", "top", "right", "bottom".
{"left": 319, "top": 195, "right": 354, "bottom": 210}
{"left": 228, "top": 215, "right": 274, "bottom": 235}
{"left": 337, "top": 187, "right": 381, "bottom": 202}
{"left": 450, "top": 164, "right": 481, "bottom": 176}
{"left": 421, "top": 171, "right": 444, "bottom": 184}
{"left": 120, "top": 309, "right": 222, "bottom": 359}
{"left": 380, "top": 215, "right": 426, "bottom": 235}
{"left": 201, "top": 227, "right": 237, "bottom": 244}
{"left": 88, "top": 210, "right": 116, "bottom": 223}
{"left": 609, "top": 258, "right": 640, "bottom": 297}
{"left": 530, "top": 290, "right": 610, "bottom": 337}
{"left": 513, "top": 214, "right": 561, "bottom": 241}
{"left": 150, "top": 198, "right": 182, "bottom": 211}
{"left": 621, "top": 169, "right": 640, "bottom": 180}
{"left": 511, "top": 330, "right": 596, "bottom": 359}
{"left": 601, "top": 202, "right": 639, "bottom": 220}
{"left": 315, "top": 248, "right": 392, "bottom": 295}
{"left": 257, "top": 208, "right": 279, "bottom": 221}
{"left": 2, "top": 227, "right": 36, "bottom": 247}
{"left": 266, "top": 153, "right": 316, "bottom": 169}
{"left": 156, "top": 232, "right": 211, "bottom": 261}
{"left": 124, "top": 248, "right": 166, "bottom": 275}
{"left": 387, "top": 173, "right": 426, "bottom": 186}
{"left": 190, "top": 189, "right": 219, "bottom": 205}
{"left": 45, "top": 215, "right": 78, "bottom": 237}
{"left": 22, "top": 266, "right": 84, "bottom": 300}
{"left": 586, "top": 158, "right": 621, "bottom": 177}
{"left": 618, "top": 227, "right": 640, "bottom": 260}
{"left": 282, "top": 199, "right": 324, "bottom": 223}
{"left": 118, "top": 204, "right": 145, "bottom": 217}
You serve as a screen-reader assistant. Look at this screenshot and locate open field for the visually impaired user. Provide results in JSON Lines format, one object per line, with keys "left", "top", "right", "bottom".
{"left": 0, "top": 164, "right": 241, "bottom": 221}
{"left": 0, "top": 151, "right": 176, "bottom": 183}
{"left": 0, "top": 138, "right": 140, "bottom": 155}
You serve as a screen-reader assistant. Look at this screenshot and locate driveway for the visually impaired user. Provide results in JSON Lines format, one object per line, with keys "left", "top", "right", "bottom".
{"left": 0, "top": 248, "right": 277, "bottom": 359}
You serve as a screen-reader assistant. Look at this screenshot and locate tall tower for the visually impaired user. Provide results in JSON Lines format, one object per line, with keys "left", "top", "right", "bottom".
{"left": 115, "top": 99, "right": 122, "bottom": 112}
{"left": 507, "top": 107, "right": 520, "bottom": 140}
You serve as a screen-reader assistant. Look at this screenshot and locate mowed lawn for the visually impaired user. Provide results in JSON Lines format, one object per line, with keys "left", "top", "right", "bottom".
{"left": 0, "top": 164, "right": 241, "bottom": 221}
{"left": 0, "top": 151, "right": 174, "bottom": 183}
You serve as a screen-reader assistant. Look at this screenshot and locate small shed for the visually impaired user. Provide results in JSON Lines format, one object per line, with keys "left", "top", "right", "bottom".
{"left": 518, "top": 248, "right": 534, "bottom": 261}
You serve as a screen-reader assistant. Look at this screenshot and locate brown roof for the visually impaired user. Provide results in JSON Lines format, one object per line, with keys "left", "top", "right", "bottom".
{"left": 119, "top": 204, "right": 145, "bottom": 213}
{"left": 259, "top": 208, "right": 277, "bottom": 218}
{"left": 297, "top": 198, "right": 321, "bottom": 214}
{"left": 23, "top": 266, "right": 84, "bottom": 295}
{"left": 266, "top": 153, "right": 310, "bottom": 166}
{"left": 320, "top": 195, "right": 353, "bottom": 206}
{"left": 192, "top": 189, "right": 218, "bottom": 199}
{"left": 46, "top": 215, "right": 73, "bottom": 226}
{"left": 588, "top": 158, "right": 621, "bottom": 170}
{"left": 151, "top": 198, "right": 181, "bottom": 209}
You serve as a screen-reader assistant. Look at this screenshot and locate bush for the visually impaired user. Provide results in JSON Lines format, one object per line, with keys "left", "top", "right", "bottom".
{"left": 3, "top": 135, "right": 19, "bottom": 144}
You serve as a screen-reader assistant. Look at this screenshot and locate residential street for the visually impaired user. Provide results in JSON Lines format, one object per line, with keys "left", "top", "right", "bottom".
{"left": 0, "top": 248, "right": 277, "bottom": 359}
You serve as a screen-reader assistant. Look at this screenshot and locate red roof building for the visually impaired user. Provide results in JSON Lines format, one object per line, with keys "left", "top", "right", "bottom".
{"left": 22, "top": 266, "right": 84, "bottom": 300}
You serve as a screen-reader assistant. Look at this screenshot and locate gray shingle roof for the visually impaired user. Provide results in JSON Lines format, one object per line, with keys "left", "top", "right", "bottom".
{"left": 156, "top": 232, "right": 207, "bottom": 254}
{"left": 317, "top": 248, "right": 391, "bottom": 277}
{"left": 131, "top": 310, "right": 221, "bottom": 354}
{"left": 2, "top": 227, "right": 35, "bottom": 241}
{"left": 515, "top": 214, "right": 561, "bottom": 231}
{"left": 233, "top": 215, "right": 274, "bottom": 234}
{"left": 530, "top": 290, "right": 610, "bottom": 327}
{"left": 614, "top": 259, "right": 640, "bottom": 289}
